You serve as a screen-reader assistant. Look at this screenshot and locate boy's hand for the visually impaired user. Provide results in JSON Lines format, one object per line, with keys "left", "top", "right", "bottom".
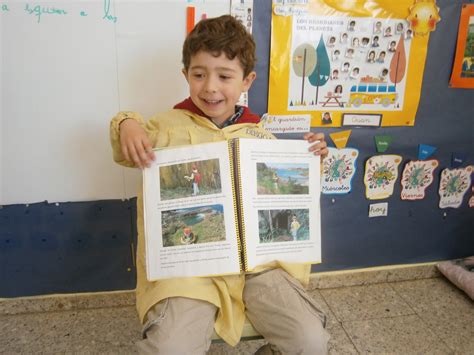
{"left": 119, "top": 119, "right": 155, "bottom": 169}
{"left": 304, "top": 132, "right": 328, "bottom": 159}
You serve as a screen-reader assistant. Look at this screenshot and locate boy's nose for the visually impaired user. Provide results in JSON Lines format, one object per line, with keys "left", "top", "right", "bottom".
{"left": 204, "top": 77, "right": 218, "bottom": 93}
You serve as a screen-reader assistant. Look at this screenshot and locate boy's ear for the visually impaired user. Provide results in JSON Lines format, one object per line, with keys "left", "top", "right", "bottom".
{"left": 182, "top": 68, "right": 189, "bottom": 82}
{"left": 242, "top": 71, "right": 257, "bottom": 92}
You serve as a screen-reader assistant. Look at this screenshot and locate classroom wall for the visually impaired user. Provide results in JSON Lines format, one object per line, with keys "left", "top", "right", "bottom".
{"left": 1, "top": 0, "right": 473, "bottom": 297}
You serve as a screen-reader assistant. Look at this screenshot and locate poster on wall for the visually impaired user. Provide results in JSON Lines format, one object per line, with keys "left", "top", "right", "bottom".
{"left": 449, "top": 4, "right": 474, "bottom": 89}
{"left": 268, "top": 0, "right": 436, "bottom": 127}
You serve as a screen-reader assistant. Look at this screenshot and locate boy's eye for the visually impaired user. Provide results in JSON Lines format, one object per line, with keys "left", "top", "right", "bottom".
{"left": 220, "top": 75, "right": 231, "bottom": 80}
{"left": 193, "top": 73, "right": 204, "bottom": 79}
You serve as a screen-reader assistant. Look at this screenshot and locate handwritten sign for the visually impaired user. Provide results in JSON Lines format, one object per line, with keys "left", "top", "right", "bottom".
{"left": 262, "top": 114, "right": 310, "bottom": 133}
{"left": 369, "top": 202, "right": 388, "bottom": 217}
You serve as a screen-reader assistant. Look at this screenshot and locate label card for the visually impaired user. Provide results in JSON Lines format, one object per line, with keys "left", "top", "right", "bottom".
{"left": 418, "top": 144, "right": 437, "bottom": 160}
{"left": 322, "top": 147, "right": 359, "bottom": 194}
{"left": 262, "top": 114, "right": 311, "bottom": 134}
{"left": 374, "top": 135, "right": 393, "bottom": 153}
{"left": 369, "top": 202, "right": 388, "bottom": 217}
{"left": 342, "top": 114, "right": 382, "bottom": 127}
{"left": 329, "top": 130, "right": 352, "bottom": 149}
{"left": 364, "top": 155, "right": 402, "bottom": 200}
{"left": 400, "top": 159, "right": 439, "bottom": 200}
{"left": 439, "top": 166, "right": 473, "bottom": 209}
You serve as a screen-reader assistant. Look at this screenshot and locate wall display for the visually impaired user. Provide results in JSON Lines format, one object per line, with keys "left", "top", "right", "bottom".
{"left": 438, "top": 166, "right": 473, "bottom": 209}
{"left": 449, "top": 4, "right": 474, "bottom": 89}
{"left": 268, "top": 0, "right": 434, "bottom": 127}
{"left": 329, "top": 130, "right": 352, "bottom": 149}
{"left": 322, "top": 147, "right": 359, "bottom": 195}
{"left": 400, "top": 159, "right": 439, "bottom": 200}
{"left": 364, "top": 155, "right": 402, "bottom": 200}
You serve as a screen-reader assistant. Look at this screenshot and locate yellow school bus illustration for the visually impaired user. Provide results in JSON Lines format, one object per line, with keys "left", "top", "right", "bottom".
{"left": 348, "top": 84, "right": 398, "bottom": 107}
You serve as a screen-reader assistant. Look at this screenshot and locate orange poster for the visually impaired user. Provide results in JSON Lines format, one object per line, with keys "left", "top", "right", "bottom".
{"left": 449, "top": 4, "right": 474, "bottom": 89}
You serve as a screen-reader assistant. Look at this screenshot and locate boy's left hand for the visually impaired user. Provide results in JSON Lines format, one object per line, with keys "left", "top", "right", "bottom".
{"left": 304, "top": 132, "right": 328, "bottom": 159}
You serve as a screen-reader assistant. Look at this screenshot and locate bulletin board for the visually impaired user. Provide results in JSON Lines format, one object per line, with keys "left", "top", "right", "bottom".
{"left": 252, "top": 0, "right": 473, "bottom": 272}
{"left": 267, "top": 0, "right": 433, "bottom": 127}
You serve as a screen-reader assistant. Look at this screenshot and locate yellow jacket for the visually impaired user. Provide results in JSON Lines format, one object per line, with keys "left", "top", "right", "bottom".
{"left": 110, "top": 109, "right": 310, "bottom": 346}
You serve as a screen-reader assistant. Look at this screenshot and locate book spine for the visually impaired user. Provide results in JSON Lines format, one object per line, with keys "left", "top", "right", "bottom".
{"left": 229, "top": 139, "right": 248, "bottom": 272}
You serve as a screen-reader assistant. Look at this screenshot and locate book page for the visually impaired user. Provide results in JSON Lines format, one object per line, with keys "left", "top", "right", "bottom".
{"left": 237, "top": 138, "right": 321, "bottom": 270}
{"left": 143, "top": 141, "right": 241, "bottom": 280}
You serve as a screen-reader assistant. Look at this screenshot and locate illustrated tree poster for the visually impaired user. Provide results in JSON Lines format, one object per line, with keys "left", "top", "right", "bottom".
{"left": 268, "top": 0, "right": 436, "bottom": 127}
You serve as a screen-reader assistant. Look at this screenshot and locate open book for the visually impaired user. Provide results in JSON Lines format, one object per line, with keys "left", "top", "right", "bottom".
{"left": 143, "top": 138, "right": 321, "bottom": 280}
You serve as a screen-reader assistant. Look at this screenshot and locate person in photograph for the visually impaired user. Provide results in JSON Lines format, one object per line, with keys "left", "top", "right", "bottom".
{"left": 290, "top": 215, "right": 301, "bottom": 240}
{"left": 332, "top": 69, "right": 339, "bottom": 80}
{"left": 396, "top": 22, "right": 404, "bottom": 34}
{"left": 405, "top": 29, "right": 413, "bottom": 40}
{"left": 341, "top": 62, "right": 350, "bottom": 72}
{"left": 376, "top": 50, "right": 386, "bottom": 63}
{"left": 374, "top": 21, "right": 382, "bottom": 34}
{"left": 340, "top": 32, "right": 349, "bottom": 44}
{"left": 379, "top": 68, "right": 389, "bottom": 82}
{"left": 327, "top": 36, "right": 336, "bottom": 47}
{"left": 384, "top": 26, "right": 392, "bottom": 37}
{"left": 388, "top": 40, "right": 397, "bottom": 52}
{"left": 367, "top": 50, "right": 376, "bottom": 63}
{"left": 347, "top": 20, "right": 356, "bottom": 31}
{"left": 345, "top": 47, "right": 355, "bottom": 59}
{"left": 332, "top": 49, "right": 341, "bottom": 61}
{"left": 351, "top": 37, "right": 360, "bottom": 48}
{"left": 372, "top": 35, "right": 380, "bottom": 48}
{"left": 361, "top": 37, "right": 370, "bottom": 47}
{"left": 334, "top": 84, "right": 343, "bottom": 95}
{"left": 181, "top": 227, "right": 196, "bottom": 245}
{"left": 322, "top": 112, "right": 333, "bottom": 124}
{"left": 184, "top": 165, "right": 201, "bottom": 196}
{"left": 350, "top": 67, "right": 360, "bottom": 79}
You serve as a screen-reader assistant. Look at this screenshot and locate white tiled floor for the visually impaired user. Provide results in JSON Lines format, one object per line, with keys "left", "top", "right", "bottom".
{"left": 1, "top": 277, "right": 473, "bottom": 354}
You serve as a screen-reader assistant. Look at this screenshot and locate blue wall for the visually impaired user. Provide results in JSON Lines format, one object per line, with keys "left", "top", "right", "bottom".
{"left": 1, "top": 0, "right": 472, "bottom": 297}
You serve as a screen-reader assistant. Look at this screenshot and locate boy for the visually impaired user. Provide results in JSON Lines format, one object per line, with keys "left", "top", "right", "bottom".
{"left": 110, "top": 15, "right": 329, "bottom": 354}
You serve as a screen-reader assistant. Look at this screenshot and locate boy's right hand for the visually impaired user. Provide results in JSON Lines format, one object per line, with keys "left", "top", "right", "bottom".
{"left": 119, "top": 119, "right": 155, "bottom": 169}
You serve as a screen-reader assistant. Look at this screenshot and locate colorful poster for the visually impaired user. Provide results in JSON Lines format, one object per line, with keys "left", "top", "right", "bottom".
{"left": 438, "top": 166, "right": 473, "bottom": 209}
{"left": 268, "top": 0, "right": 433, "bottom": 127}
{"left": 449, "top": 4, "right": 474, "bottom": 89}
{"left": 400, "top": 159, "right": 438, "bottom": 200}
{"left": 364, "top": 155, "right": 402, "bottom": 200}
{"left": 322, "top": 147, "right": 359, "bottom": 195}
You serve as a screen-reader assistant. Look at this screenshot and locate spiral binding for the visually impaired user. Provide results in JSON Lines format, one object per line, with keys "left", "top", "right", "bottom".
{"left": 229, "top": 139, "right": 248, "bottom": 272}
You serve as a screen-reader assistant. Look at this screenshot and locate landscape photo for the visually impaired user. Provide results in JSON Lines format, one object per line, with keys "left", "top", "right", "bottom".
{"left": 159, "top": 159, "right": 221, "bottom": 200}
{"left": 161, "top": 204, "right": 226, "bottom": 247}
{"left": 258, "top": 208, "right": 310, "bottom": 243}
{"left": 256, "top": 162, "right": 309, "bottom": 195}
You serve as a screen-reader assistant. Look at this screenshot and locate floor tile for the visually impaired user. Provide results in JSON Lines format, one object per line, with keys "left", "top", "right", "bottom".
{"left": 391, "top": 278, "right": 474, "bottom": 353}
{"left": 308, "top": 289, "right": 339, "bottom": 328}
{"left": 327, "top": 322, "right": 358, "bottom": 355}
{"left": 342, "top": 315, "right": 453, "bottom": 354}
{"left": 208, "top": 339, "right": 266, "bottom": 354}
{"left": 0, "top": 306, "right": 141, "bottom": 354}
{"left": 320, "top": 283, "right": 415, "bottom": 322}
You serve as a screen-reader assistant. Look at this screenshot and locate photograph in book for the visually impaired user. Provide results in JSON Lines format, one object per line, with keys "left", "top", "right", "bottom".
{"left": 256, "top": 163, "right": 309, "bottom": 195}
{"left": 258, "top": 209, "right": 310, "bottom": 243}
{"left": 159, "top": 159, "right": 222, "bottom": 200}
{"left": 161, "top": 205, "right": 226, "bottom": 247}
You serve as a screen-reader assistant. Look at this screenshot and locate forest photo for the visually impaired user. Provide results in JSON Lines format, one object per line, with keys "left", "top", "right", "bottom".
{"left": 256, "top": 162, "right": 309, "bottom": 195}
{"left": 159, "top": 159, "right": 222, "bottom": 200}
{"left": 258, "top": 209, "right": 310, "bottom": 243}
{"left": 161, "top": 205, "right": 226, "bottom": 247}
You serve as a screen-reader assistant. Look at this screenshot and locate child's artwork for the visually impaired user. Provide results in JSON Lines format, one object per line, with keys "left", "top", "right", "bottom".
{"left": 469, "top": 187, "right": 474, "bottom": 208}
{"left": 400, "top": 159, "right": 438, "bottom": 200}
{"left": 322, "top": 147, "right": 359, "bottom": 194}
{"left": 364, "top": 155, "right": 402, "bottom": 199}
{"left": 268, "top": 0, "right": 433, "bottom": 127}
{"left": 449, "top": 4, "right": 474, "bottom": 89}
{"left": 438, "top": 166, "right": 473, "bottom": 209}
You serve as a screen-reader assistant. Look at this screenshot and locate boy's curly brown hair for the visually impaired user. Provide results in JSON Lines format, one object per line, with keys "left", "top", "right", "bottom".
{"left": 182, "top": 15, "right": 256, "bottom": 77}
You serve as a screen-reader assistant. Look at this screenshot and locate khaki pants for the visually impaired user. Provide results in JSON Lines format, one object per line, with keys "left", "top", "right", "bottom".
{"left": 136, "top": 269, "right": 329, "bottom": 355}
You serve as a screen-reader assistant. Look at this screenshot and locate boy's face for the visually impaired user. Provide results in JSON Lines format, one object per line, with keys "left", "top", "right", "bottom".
{"left": 183, "top": 51, "right": 256, "bottom": 125}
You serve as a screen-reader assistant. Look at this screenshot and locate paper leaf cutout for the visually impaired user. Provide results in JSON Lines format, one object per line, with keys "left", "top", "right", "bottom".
{"left": 364, "top": 155, "right": 402, "bottom": 200}
{"left": 400, "top": 159, "right": 439, "bottom": 200}
{"left": 308, "top": 35, "right": 331, "bottom": 105}
{"left": 389, "top": 34, "right": 407, "bottom": 85}
{"left": 322, "top": 147, "right": 359, "bottom": 194}
{"left": 438, "top": 166, "right": 473, "bottom": 208}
